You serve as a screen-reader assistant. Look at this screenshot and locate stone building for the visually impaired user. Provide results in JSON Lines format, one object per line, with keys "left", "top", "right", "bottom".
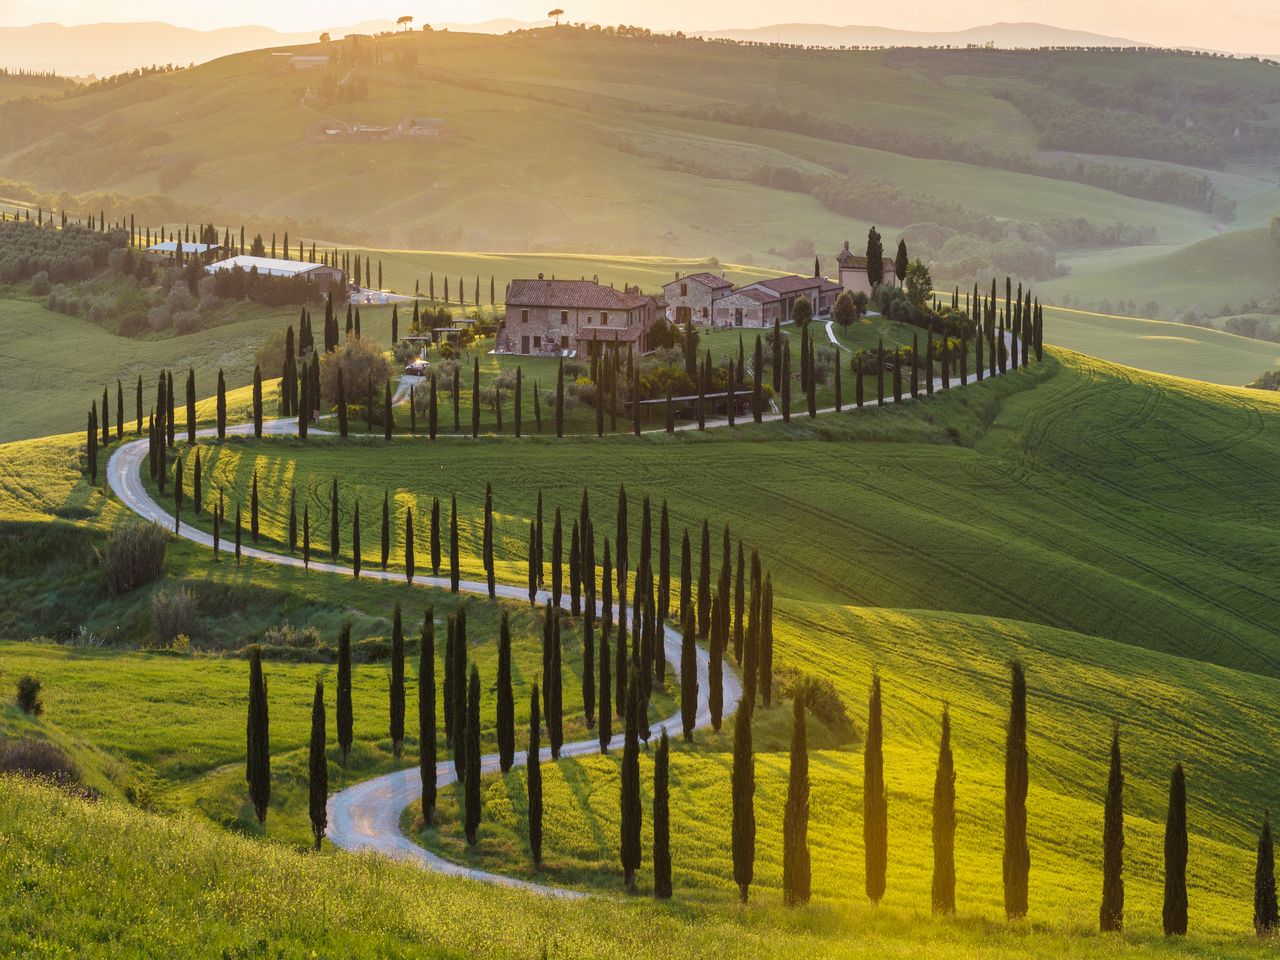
{"left": 835, "top": 241, "right": 898, "bottom": 296}
{"left": 733, "top": 274, "right": 844, "bottom": 323}
{"left": 662, "top": 272, "right": 733, "bottom": 325}
{"left": 499, "top": 276, "right": 658, "bottom": 356}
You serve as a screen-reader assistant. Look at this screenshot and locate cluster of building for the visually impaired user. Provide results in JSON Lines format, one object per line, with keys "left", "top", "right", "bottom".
{"left": 495, "top": 240, "right": 896, "bottom": 357}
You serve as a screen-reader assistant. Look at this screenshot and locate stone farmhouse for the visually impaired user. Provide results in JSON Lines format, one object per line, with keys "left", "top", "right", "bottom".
{"left": 663, "top": 269, "right": 843, "bottom": 330}
{"left": 835, "top": 240, "right": 898, "bottom": 296}
{"left": 663, "top": 272, "right": 734, "bottom": 324}
{"left": 498, "top": 276, "right": 659, "bottom": 357}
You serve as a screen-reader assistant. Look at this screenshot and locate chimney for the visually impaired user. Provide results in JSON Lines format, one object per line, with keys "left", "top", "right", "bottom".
{"left": 538, "top": 272, "right": 544, "bottom": 280}
{"left": 593, "top": 274, "right": 599, "bottom": 284}
{"left": 842, "top": 240, "right": 850, "bottom": 253}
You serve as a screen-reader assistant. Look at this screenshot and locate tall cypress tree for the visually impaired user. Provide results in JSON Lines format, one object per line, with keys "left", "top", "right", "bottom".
{"left": 598, "top": 602, "right": 613, "bottom": 754}
{"left": 329, "top": 478, "right": 340, "bottom": 558}
{"left": 464, "top": 664, "right": 481, "bottom": 845}
{"left": 450, "top": 494, "right": 460, "bottom": 593}
{"left": 380, "top": 491, "right": 390, "bottom": 570}
{"left": 250, "top": 472, "right": 260, "bottom": 543}
{"left": 483, "top": 483, "right": 495, "bottom": 599}
{"left": 697, "top": 520, "right": 711, "bottom": 639}
{"left": 418, "top": 609, "right": 436, "bottom": 825}
{"left": 1004, "top": 661, "right": 1030, "bottom": 920}
{"left": 336, "top": 622, "right": 353, "bottom": 766}
{"left": 389, "top": 604, "right": 405, "bottom": 757}
{"left": 708, "top": 602, "right": 723, "bottom": 731}
{"left": 430, "top": 497, "right": 441, "bottom": 575}
{"left": 185, "top": 368, "right": 196, "bottom": 444}
{"left": 680, "top": 610, "right": 698, "bottom": 742}
{"left": 351, "top": 501, "right": 361, "bottom": 579}
{"left": 308, "top": 679, "right": 327, "bottom": 850}
{"left": 547, "top": 607, "right": 564, "bottom": 759}
{"left": 471, "top": 358, "right": 481, "bottom": 438}
{"left": 252, "top": 365, "right": 263, "bottom": 438}
{"left": 1163, "top": 763, "right": 1188, "bottom": 936}
{"left": 1100, "top": 724, "right": 1125, "bottom": 932}
{"left": 865, "top": 672, "right": 887, "bottom": 905}
{"left": 620, "top": 672, "right": 642, "bottom": 892}
{"left": 932, "top": 705, "right": 957, "bottom": 916}
{"left": 783, "top": 688, "right": 810, "bottom": 907}
{"left": 679, "top": 528, "right": 692, "bottom": 631}
{"left": 732, "top": 697, "right": 755, "bottom": 903}
{"left": 653, "top": 727, "right": 672, "bottom": 900}
{"left": 497, "top": 610, "right": 515, "bottom": 772}
{"left": 246, "top": 646, "right": 270, "bottom": 824}
{"left": 405, "top": 506, "right": 415, "bottom": 584}
{"left": 1256, "top": 810, "right": 1278, "bottom": 936}
{"left": 528, "top": 682, "right": 543, "bottom": 868}
{"left": 551, "top": 507, "right": 563, "bottom": 609}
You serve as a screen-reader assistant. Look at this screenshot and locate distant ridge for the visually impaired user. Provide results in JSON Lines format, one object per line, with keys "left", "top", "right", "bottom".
{"left": 698, "top": 21, "right": 1150, "bottom": 50}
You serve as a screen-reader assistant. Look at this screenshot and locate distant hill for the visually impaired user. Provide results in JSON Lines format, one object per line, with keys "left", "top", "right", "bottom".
{"left": 700, "top": 21, "right": 1149, "bottom": 49}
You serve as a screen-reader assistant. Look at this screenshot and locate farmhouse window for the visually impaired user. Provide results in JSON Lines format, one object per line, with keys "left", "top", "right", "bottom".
{"left": 533, "top": 336, "right": 541, "bottom": 350}
{"left": 680, "top": 283, "right": 687, "bottom": 297}
{"left": 560, "top": 311, "right": 569, "bottom": 324}
{"left": 521, "top": 309, "right": 529, "bottom": 323}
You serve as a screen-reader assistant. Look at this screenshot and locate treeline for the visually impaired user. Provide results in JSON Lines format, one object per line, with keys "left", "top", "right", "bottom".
{"left": 694, "top": 104, "right": 1232, "bottom": 215}
{"left": 0, "top": 218, "right": 123, "bottom": 285}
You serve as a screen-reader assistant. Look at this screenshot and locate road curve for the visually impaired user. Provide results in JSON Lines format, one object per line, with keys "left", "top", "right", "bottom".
{"left": 106, "top": 423, "right": 743, "bottom": 898}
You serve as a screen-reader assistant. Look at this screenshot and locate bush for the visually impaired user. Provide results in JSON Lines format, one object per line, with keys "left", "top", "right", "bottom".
{"left": 318, "top": 337, "right": 393, "bottom": 407}
{"left": 0, "top": 738, "right": 75, "bottom": 783}
{"left": 30, "top": 270, "right": 50, "bottom": 295}
{"left": 150, "top": 588, "right": 196, "bottom": 648}
{"left": 105, "top": 522, "right": 167, "bottom": 595}
{"left": 16, "top": 674, "right": 43, "bottom": 715}
{"left": 262, "top": 622, "right": 322, "bottom": 649}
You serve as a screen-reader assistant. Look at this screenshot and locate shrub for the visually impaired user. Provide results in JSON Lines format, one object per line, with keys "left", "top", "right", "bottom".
{"left": 776, "top": 667, "right": 856, "bottom": 740}
{"left": 318, "top": 337, "right": 393, "bottom": 407}
{"left": 105, "top": 522, "right": 167, "bottom": 595}
{"left": 150, "top": 588, "right": 196, "bottom": 648}
{"left": 262, "top": 622, "right": 322, "bottom": 649}
{"left": 16, "top": 674, "right": 43, "bottom": 715}
{"left": 30, "top": 270, "right": 50, "bottom": 295}
{"left": 0, "top": 738, "right": 75, "bottom": 783}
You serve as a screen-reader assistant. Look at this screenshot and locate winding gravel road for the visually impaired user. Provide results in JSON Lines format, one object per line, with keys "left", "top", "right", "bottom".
{"left": 104, "top": 332, "right": 1015, "bottom": 896}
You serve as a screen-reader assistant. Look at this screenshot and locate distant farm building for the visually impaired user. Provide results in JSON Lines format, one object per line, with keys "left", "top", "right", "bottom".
{"left": 146, "top": 241, "right": 221, "bottom": 262}
{"left": 499, "top": 276, "right": 659, "bottom": 357}
{"left": 290, "top": 55, "right": 330, "bottom": 70}
{"left": 204, "top": 255, "right": 346, "bottom": 295}
{"left": 400, "top": 116, "right": 448, "bottom": 137}
{"left": 663, "top": 272, "right": 733, "bottom": 324}
{"left": 733, "top": 274, "right": 843, "bottom": 324}
{"left": 836, "top": 240, "right": 897, "bottom": 296}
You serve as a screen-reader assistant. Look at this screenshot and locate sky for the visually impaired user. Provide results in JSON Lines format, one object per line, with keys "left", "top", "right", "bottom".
{"left": 0, "top": 0, "right": 1276, "bottom": 53}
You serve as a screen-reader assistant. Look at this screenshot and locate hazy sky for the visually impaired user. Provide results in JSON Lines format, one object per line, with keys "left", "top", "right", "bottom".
{"left": 1, "top": 0, "right": 1276, "bottom": 53}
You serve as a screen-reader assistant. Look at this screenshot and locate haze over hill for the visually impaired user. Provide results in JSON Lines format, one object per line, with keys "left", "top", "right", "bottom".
{"left": 0, "top": 18, "right": 1157, "bottom": 77}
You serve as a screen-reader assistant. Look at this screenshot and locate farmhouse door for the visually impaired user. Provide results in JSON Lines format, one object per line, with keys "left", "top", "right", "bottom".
{"left": 521, "top": 336, "right": 530, "bottom": 354}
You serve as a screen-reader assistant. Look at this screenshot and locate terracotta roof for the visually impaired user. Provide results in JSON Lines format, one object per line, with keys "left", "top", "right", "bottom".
{"left": 577, "top": 325, "right": 643, "bottom": 342}
{"left": 665, "top": 272, "right": 733, "bottom": 291}
{"left": 507, "top": 278, "right": 652, "bottom": 311}
{"left": 725, "top": 287, "right": 775, "bottom": 304}
{"left": 836, "top": 250, "right": 897, "bottom": 274}
{"left": 749, "top": 274, "right": 829, "bottom": 295}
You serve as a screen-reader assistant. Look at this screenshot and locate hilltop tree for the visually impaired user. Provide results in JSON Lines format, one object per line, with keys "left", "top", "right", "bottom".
{"left": 496, "top": 611, "right": 515, "bottom": 772}
{"left": 336, "top": 622, "right": 353, "bottom": 765}
{"left": 1163, "top": 764, "right": 1188, "bottom": 936}
{"left": 1256, "top": 811, "right": 1278, "bottom": 936}
{"left": 894, "top": 238, "right": 909, "bottom": 283}
{"left": 1101, "top": 724, "right": 1125, "bottom": 932}
{"left": 905, "top": 260, "right": 933, "bottom": 310}
{"left": 932, "top": 705, "right": 957, "bottom": 916}
{"left": 528, "top": 682, "right": 543, "bottom": 868}
{"left": 389, "top": 604, "right": 405, "bottom": 758}
{"left": 783, "top": 687, "right": 811, "bottom": 907}
{"left": 308, "top": 679, "right": 327, "bottom": 851}
{"left": 418, "top": 609, "right": 437, "bottom": 825}
{"left": 464, "top": 664, "right": 481, "bottom": 845}
{"left": 865, "top": 672, "right": 887, "bottom": 905}
{"left": 620, "top": 673, "right": 642, "bottom": 892}
{"left": 732, "top": 698, "right": 755, "bottom": 903}
{"left": 246, "top": 646, "right": 270, "bottom": 824}
{"left": 653, "top": 728, "right": 672, "bottom": 900}
{"left": 1004, "top": 661, "right": 1030, "bottom": 920}
{"left": 866, "top": 227, "right": 884, "bottom": 287}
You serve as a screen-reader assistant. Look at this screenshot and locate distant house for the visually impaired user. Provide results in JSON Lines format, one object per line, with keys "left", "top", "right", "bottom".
{"left": 500, "top": 275, "right": 659, "bottom": 357}
{"left": 204, "top": 255, "right": 346, "bottom": 296}
{"left": 290, "top": 55, "right": 330, "bottom": 70}
{"left": 146, "top": 241, "right": 221, "bottom": 262}
{"left": 732, "top": 274, "right": 843, "bottom": 324}
{"left": 835, "top": 240, "right": 897, "bottom": 296}
{"left": 400, "top": 116, "right": 448, "bottom": 137}
{"left": 662, "top": 272, "right": 733, "bottom": 325}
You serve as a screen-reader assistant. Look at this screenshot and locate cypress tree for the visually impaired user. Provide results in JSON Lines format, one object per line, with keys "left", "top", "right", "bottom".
{"left": 528, "top": 683, "right": 543, "bottom": 868}
{"left": 658, "top": 501, "right": 671, "bottom": 622}
{"left": 548, "top": 607, "right": 564, "bottom": 759}
{"left": 653, "top": 728, "right": 672, "bottom": 900}
{"left": 450, "top": 495, "right": 460, "bottom": 593}
{"left": 483, "top": 483, "right": 495, "bottom": 599}
{"left": 697, "top": 520, "right": 712, "bottom": 639}
{"left": 780, "top": 341, "right": 791, "bottom": 421}
{"left": 551, "top": 507, "right": 563, "bottom": 609}
{"left": 252, "top": 365, "right": 263, "bottom": 438}
{"left": 932, "top": 705, "right": 957, "bottom": 916}
{"left": 583, "top": 582, "right": 596, "bottom": 728}
{"left": 185, "top": 369, "right": 195, "bottom": 443}
{"left": 556, "top": 358, "right": 565, "bottom": 437}
{"left": 753, "top": 335, "right": 764, "bottom": 423}
{"left": 620, "top": 672, "right": 642, "bottom": 892}
{"left": 246, "top": 646, "right": 270, "bottom": 823}
{"left": 192, "top": 450, "right": 203, "bottom": 516}
{"left": 865, "top": 672, "right": 887, "bottom": 905}
{"left": 430, "top": 497, "right": 441, "bottom": 575}
{"left": 472, "top": 358, "right": 480, "bottom": 438}
{"left": 497, "top": 610, "right": 515, "bottom": 772}
{"left": 1100, "top": 724, "right": 1125, "bottom": 932}
{"left": 708, "top": 601, "right": 723, "bottom": 731}
{"left": 569, "top": 518, "right": 581, "bottom": 616}
{"left": 389, "top": 604, "right": 405, "bottom": 757}
{"left": 336, "top": 622, "right": 353, "bottom": 765}
{"left": 405, "top": 507, "right": 415, "bottom": 584}
{"left": 464, "top": 664, "right": 481, "bottom": 845}
{"left": 1004, "top": 661, "right": 1030, "bottom": 920}
{"left": 167, "top": 370, "right": 176, "bottom": 447}
{"left": 384, "top": 381, "right": 393, "bottom": 440}
{"left": 528, "top": 523, "right": 538, "bottom": 605}
{"left": 534, "top": 379, "right": 543, "bottom": 433}
{"left": 380, "top": 491, "right": 390, "bottom": 570}
{"left": 352, "top": 501, "right": 361, "bottom": 579}
{"left": 598, "top": 605, "right": 613, "bottom": 754}
{"left": 308, "top": 679, "right": 327, "bottom": 850}
{"left": 1163, "top": 763, "right": 1188, "bottom": 936}
{"left": 1255, "top": 811, "right": 1278, "bottom": 936}
{"left": 679, "top": 604, "right": 699, "bottom": 741}
{"left": 514, "top": 366, "right": 523, "bottom": 438}
{"left": 783, "top": 688, "right": 811, "bottom": 907}
{"left": 250, "top": 472, "right": 260, "bottom": 543}
{"left": 418, "top": 609, "right": 436, "bottom": 824}
{"left": 732, "top": 697, "right": 755, "bottom": 903}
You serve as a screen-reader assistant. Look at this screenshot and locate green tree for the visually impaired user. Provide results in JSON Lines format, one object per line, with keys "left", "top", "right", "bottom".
{"left": 905, "top": 259, "right": 934, "bottom": 310}
{"left": 464, "top": 664, "right": 481, "bottom": 845}
{"left": 783, "top": 687, "right": 811, "bottom": 907}
{"left": 932, "top": 705, "right": 956, "bottom": 916}
{"left": 555, "top": 358, "right": 565, "bottom": 437}
{"left": 620, "top": 672, "right": 643, "bottom": 892}
{"left": 246, "top": 646, "right": 270, "bottom": 824}
{"left": 332, "top": 620, "right": 355, "bottom": 767}
{"left": 865, "top": 226, "right": 884, "bottom": 287}
{"left": 833, "top": 290, "right": 856, "bottom": 329}
{"left": 653, "top": 728, "right": 672, "bottom": 900}
{"left": 1163, "top": 763, "right": 1188, "bottom": 936}
{"left": 894, "top": 238, "right": 909, "bottom": 283}
{"left": 404, "top": 507, "right": 415, "bottom": 584}
{"left": 308, "top": 679, "right": 327, "bottom": 850}
{"left": 680, "top": 612, "right": 698, "bottom": 742}
{"left": 252, "top": 365, "right": 264, "bottom": 438}
{"left": 450, "top": 495, "right": 460, "bottom": 593}
{"left": 418, "top": 609, "right": 436, "bottom": 825}
{"left": 496, "top": 611, "right": 515, "bottom": 772}
{"left": 389, "top": 603, "right": 405, "bottom": 757}
{"left": 185, "top": 368, "right": 196, "bottom": 444}
{"left": 791, "top": 294, "right": 813, "bottom": 329}
{"left": 865, "top": 672, "right": 887, "bottom": 905}
{"left": 528, "top": 682, "right": 543, "bottom": 868}
{"left": 1100, "top": 724, "right": 1125, "bottom": 932}
{"left": 1004, "top": 661, "right": 1030, "bottom": 920}
{"left": 732, "top": 698, "right": 755, "bottom": 903}
{"left": 1256, "top": 810, "right": 1278, "bottom": 936}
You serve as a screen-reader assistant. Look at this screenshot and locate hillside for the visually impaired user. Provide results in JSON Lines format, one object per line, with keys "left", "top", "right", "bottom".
{"left": 0, "top": 28, "right": 1276, "bottom": 312}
